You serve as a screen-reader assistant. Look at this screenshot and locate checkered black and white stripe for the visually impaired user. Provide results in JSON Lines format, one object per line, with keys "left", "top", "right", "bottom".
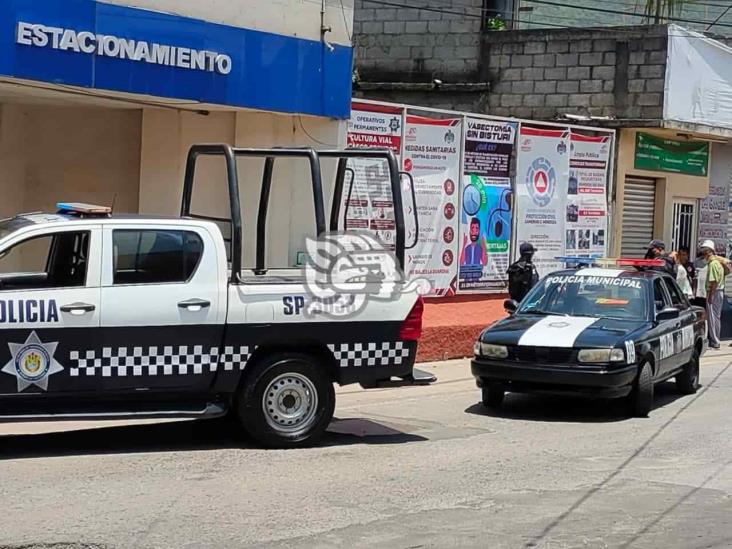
{"left": 327, "top": 341, "right": 410, "bottom": 368}
{"left": 68, "top": 345, "right": 253, "bottom": 377}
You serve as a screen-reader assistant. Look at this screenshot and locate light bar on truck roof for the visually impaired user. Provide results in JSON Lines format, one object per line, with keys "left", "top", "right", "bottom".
{"left": 56, "top": 202, "right": 112, "bottom": 216}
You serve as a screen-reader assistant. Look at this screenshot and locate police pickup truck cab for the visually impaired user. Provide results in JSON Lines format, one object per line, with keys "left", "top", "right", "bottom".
{"left": 0, "top": 146, "right": 426, "bottom": 448}
{"left": 472, "top": 259, "right": 706, "bottom": 417}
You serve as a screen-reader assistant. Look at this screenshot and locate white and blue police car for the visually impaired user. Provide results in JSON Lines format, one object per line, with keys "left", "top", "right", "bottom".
{"left": 0, "top": 145, "right": 429, "bottom": 448}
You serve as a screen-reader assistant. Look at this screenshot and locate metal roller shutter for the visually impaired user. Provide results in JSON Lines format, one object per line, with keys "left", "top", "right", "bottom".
{"left": 621, "top": 177, "right": 656, "bottom": 258}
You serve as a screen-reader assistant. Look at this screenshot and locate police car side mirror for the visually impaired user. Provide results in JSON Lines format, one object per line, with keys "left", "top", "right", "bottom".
{"left": 656, "top": 307, "right": 680, "bottom": 322}
{"left": 504, "top": 299, "right": 519, "bottom": 314}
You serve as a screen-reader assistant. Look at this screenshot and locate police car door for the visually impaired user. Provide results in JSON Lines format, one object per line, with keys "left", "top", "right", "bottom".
{"left": 652, "top": 278, "right": 680, "bottom": 376}
{"left": 0, "top": 224, "right": 101, "bottom": 395}
{"left": 99, "top": 224, "right": 225, "bottom": 392}
{"left": 661, "top": 276, "right": 695, "bottom": 370}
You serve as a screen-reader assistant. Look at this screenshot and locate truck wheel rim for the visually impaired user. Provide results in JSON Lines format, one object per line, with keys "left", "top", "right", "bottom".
{"left": 262, "top": 373, "right": 318, "bottom": 434}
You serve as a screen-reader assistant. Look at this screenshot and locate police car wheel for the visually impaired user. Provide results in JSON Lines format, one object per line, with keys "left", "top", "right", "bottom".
{"left": 481, "top": 383, "right": 505, "bottom": 408}
{"left": 627, "top": 361, "right": 654, "bottom": 418}
{"left": 237, "top": 353, "right": 335, "bottom": 449}
{"left": 676, "top": 350, "right": 700, "bottom": 395}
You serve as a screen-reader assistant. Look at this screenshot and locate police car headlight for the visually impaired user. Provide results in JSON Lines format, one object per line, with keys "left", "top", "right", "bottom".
{"left": 475, "top": 342, "right": 508, "bottom": 359}
{"left": 578, "top": 348, "right": 625, "bottom": 363}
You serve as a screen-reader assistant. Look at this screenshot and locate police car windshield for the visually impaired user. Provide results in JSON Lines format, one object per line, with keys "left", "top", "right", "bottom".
{"left": 0, "top": 217, "right": 34, "bottom": 241}
{"left": 518, "top": 274, "right": 648, "bottom": 320}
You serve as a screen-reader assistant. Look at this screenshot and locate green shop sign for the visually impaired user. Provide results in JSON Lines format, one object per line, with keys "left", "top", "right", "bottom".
{"left": 634, "top": 133, "right": 709, "bottom": 177}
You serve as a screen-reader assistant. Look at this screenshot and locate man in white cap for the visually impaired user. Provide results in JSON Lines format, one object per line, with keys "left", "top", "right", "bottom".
{"left": 700, "top": 240, "right": 727, "bottom": 349}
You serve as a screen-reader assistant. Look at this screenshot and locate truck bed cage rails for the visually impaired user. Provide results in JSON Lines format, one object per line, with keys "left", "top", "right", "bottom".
{"left": 181, "top": 144, "right": 406, "bottom": 283}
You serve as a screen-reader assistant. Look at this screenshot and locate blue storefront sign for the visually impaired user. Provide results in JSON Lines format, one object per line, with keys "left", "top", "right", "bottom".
{"left": 0, "top": 0, "right": 352, "bottom": 118}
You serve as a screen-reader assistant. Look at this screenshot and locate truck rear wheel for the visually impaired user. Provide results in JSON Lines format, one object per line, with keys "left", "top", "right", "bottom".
{"left": 237, "top": 353, "right": 335, "bottom": 448}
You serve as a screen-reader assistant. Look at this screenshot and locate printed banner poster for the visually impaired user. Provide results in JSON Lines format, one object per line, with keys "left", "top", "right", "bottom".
{"left": 565, "top": 132, "right": 610, "bottom": 258}
{"left": 698, "top": 174, "right": 730, "bottom": 255}
{"left": 458, "top": 118, "right": 516, "bottom": 292}
{"left": 403, "top": 115, "right": 462, "bottom": 296}
{"left": 342, "top": 102, "right": 404, "bottom": 247}
{"left": 515, "top": 126, "right": 571, "bottom": 276}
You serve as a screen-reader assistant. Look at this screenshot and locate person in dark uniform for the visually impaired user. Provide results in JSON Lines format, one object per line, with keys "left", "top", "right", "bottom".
{"left": 644, "top": 239, "right": 677, "bottom": 277}
{"left": 507, "top": 242, "right": 540, "bottom": 303}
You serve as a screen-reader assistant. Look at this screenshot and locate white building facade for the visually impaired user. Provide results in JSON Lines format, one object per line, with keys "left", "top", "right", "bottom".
{"left": 0, "top": 0, "right": 354, "bottom": 267}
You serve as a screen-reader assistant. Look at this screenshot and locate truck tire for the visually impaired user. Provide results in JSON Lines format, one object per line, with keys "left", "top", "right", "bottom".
{"left": 626, "top": 361, "right": 654, "bottom": 418}
{"left": 676, "top": 349, "right": 700, "bottom": 395}
{"left": 481, "top": 383, "right": 505, "bottom": 408}
{"left": 237, "top": 353, "right": 335, "bottom": 449}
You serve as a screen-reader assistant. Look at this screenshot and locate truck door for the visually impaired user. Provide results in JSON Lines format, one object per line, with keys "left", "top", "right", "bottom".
{"left": 0, "top": 225, "right": 101, "bottom": 395}
{"left": 99, "top": 224, "right": 225, "bottom": 393}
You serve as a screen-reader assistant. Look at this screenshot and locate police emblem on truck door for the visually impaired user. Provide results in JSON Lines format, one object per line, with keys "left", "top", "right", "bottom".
{"left": 1, "top": 331, "right": 63, "bottom": 391}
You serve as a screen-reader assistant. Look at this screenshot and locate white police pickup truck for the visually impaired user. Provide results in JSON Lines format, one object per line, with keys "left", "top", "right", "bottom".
{"left": 0, "top": 146, "right": 427, "bottom": 448}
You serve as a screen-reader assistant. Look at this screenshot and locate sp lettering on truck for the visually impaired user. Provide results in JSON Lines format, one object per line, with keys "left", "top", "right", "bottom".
{"left": 0, "top": 145, "right": 432, "bottom": 449}
{"left": 282, "top": 296, "right": 305, "bottom": 316}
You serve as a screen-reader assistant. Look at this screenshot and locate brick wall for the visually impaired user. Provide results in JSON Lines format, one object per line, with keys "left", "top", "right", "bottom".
{"left": 353, "top": 0, "right": 484, "bottom": 81}
{"left": 354, "top": 15, "right": 671, "bottom": 122}
{"left": 482, "top": 26, "right": 668, "bottom": 120}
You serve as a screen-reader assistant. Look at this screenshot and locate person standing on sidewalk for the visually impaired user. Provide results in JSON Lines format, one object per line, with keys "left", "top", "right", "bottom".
{"left": 673, "top": 248, "right": 694, "bottom": 299}
{"left": 700, "top": 240, "right": 727, "bottom": 349}
{"left": 507, "top": 243, "right": 539, "bottom": 303}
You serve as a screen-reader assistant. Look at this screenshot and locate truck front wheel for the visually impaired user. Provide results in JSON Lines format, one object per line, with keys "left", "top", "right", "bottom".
{"left": 237, "top": 353, "right": 335, "bottom": 448}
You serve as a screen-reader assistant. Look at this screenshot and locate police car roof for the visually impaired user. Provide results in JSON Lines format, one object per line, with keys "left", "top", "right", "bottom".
{"left": 551, "top": 267, "right": 658, "bottom": 280}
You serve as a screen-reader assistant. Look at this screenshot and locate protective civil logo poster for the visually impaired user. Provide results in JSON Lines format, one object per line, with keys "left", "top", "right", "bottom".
{"left": 403, "top": 115, "right": 462, "bottom": 297}
{"left": 515, "top": 126, "right": 570, "bottom": 276}
{"left": 458, "top": 118, "right": 516, "bottom": 292}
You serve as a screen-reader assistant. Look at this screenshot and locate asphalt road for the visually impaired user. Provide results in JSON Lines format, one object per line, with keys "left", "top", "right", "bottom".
{"left": 1, "top": 351, "right": 731, "bottom": 549}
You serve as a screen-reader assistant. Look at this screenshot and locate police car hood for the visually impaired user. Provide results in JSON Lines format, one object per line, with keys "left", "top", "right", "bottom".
{"left": 480, "top": 314, "right": 649, "bottom": 348}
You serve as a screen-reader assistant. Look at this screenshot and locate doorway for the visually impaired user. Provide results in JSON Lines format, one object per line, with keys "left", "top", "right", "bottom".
{"left": 670, "top": 199, "right": 697, "bottom": 256}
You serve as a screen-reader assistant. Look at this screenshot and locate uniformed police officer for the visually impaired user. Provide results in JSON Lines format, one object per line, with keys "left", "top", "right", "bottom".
{"left": 644, "top": 239, "right": 677, "bottom": 277}
{"left": 507, "top": 242, "right": 539, "bottom": 303}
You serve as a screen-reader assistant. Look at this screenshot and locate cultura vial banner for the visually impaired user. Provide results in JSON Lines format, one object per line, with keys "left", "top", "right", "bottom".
{"left": 342, "top": 102, "right": 404, "bottom": 247}
{"left": 458, "top": 118, "right": 516, "bottom": 292}
{"left": 403, "top": 115, "right": 462, "bottom": 297}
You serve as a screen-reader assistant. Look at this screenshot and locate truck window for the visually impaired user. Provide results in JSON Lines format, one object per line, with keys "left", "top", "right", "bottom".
{"left": 113, "top": 230, "right": 203, "bottom": 285}
{"left": 0, "top": 231, "right": 89, "bottom": 290}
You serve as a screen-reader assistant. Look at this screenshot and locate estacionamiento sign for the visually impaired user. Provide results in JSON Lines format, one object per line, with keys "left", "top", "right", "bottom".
{"left": 16, "top": 21, "right": 233, "bottom": 75}
{"left": 634, "top": 132, "right": 709, "bottom": 176}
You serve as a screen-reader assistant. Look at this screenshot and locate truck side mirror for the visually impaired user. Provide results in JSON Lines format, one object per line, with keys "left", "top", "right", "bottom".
{"left": 504, "top": 299, "right": 519, "bottom": 314}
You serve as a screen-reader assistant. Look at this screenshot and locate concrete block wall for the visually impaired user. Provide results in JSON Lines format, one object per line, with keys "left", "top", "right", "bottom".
{"left": 482, "top": 26, "right": 668, "bottom": 120}
{"left": 353, "top": 0, "right": 483, "bottom": 81}
{"left": 354, "top": 13, "right": 672, "bottom": 121}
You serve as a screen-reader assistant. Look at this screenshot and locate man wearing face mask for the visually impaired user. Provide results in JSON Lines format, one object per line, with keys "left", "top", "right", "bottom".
{"left": 700, "top": 240, "right": 729, "bottom": 349}
{"left": 507, "top": 242, "right": 539, "bottom": 303}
